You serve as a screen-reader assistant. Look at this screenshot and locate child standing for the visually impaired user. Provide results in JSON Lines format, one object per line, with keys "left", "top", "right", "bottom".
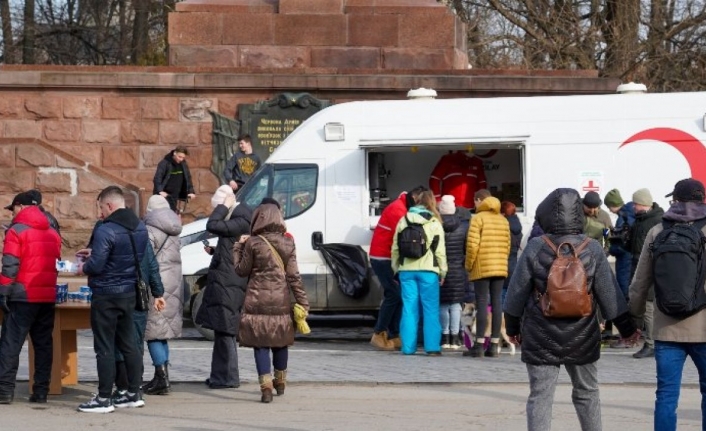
{"left": 438, "top": 195, "right": 469, "bottom": 349}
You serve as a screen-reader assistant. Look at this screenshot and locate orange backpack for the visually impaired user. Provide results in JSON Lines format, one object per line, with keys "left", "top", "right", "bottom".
{"left": 537, "top": 236, "right": 593, "bottom": 318}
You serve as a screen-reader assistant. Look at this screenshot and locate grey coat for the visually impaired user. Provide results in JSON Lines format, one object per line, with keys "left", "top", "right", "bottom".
{"left": 144, "top": 207, "right": 183, "bottom": 341}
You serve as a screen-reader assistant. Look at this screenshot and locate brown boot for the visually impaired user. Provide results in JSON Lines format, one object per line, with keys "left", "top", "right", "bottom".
{"left": 259, "top": 375, "right": 274, "bottom": 403}
{"left": 370, "top": 331, "right": 395, "bottom": 351}
{"left": 388, "top": 336, "right": 402, "bottom": 350}
{"left": 273, "top": 369, "right": 287, "bottom": 396}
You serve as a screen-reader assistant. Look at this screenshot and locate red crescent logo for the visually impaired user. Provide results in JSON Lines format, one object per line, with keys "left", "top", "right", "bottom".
{"left": 474, "top": 149, "right": 498, "bottom": 159}
{"left": 620, "top": 127, "right": 706, "bottom": 186}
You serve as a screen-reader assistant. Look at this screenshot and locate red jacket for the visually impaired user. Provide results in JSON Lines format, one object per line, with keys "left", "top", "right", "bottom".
{"left": 429, "top": 151, "right": 487, "bottom": 209}
{"left": 0, "top": 206, "right": 62, "bottom": 303}
{"left": 369, "top": 193, "right": 407, "bottom": 259}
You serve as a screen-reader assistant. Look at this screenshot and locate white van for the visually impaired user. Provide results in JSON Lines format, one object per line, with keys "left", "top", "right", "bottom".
{"left": 182, "top": 89, "right": 706, "bottom": 328}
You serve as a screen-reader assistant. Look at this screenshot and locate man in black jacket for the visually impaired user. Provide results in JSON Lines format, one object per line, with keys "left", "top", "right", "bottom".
{"left": 76, "top": 186, "right": 148, "bottom": 413}
{"left": 152, "top": 146, "right": 196, "bottom": 212}
{"left": 504, "top": 188, "right": 639, "bottom": 431}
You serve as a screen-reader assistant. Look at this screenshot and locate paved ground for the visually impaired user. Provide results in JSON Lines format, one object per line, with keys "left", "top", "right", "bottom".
{"left": 4, "top": 325, "right": 703, "bottom": 430}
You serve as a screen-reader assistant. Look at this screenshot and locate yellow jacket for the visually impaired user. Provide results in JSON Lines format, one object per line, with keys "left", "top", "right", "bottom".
{"left": 465, "top": 197, "right": 511, "bottom": 281}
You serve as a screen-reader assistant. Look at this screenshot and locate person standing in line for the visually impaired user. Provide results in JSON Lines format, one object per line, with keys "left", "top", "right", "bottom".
{"left": 603, "top": 189, "right": 635, "bottom": 301}
{"left": 620, "top": 188, "right": 664, "bottom": 357}
{"left": 152, "top": 146, "right": 196, "bottom": 212}
{"left": 501, "top": 200, "right": 523, "bottom": 306}
{"left": 25, "top": 189, "right": 60, "bottom": 234}
{"left": 464, "top": 189, "right": 511, "bottom": 358}
{"left": 438, "top": 195, "right": 468, "bottom": 349}
{"left": 629, "top": 178, "right": 706, "bottom": 430}
{"left": 224, "top": 134, "right": 262, "bottom": 192}
{"left": 76, "top": 186, "right": 148, "bottom": 413}
{"left": 141, "top": 195, "right": 183, "bottom": 395}
{"left": 195, "top": 185, "right": 252, "bottom": 389}
{"left": 0, "top": 191, "right": 61, "bottom": 404}
{"left": 391, "top": 189, "right": 447, "bottom": 355}
{"left": 504, "top": 188, "right": 639, "bottom": 431}
{"left": 369, "top": 186, "right": 425, "bottom": 350}
{"left": 234, "top": 199, "right": 309, "bottom": 403}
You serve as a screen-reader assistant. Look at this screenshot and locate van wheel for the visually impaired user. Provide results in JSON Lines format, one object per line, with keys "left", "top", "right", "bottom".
{"left": 192, "top": 288, "right": 215, "bottom": 341}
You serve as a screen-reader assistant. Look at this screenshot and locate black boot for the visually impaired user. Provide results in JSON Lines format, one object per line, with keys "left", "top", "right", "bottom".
{"left": 441, "top": 333, "right": 451, "bottom": 349}
{"left": 485, "top": 342, "right": 500, "bottom": 358}
{"left": 141, "top": 369, "right": 158, "bottom": 394}
{"left": 145, "top": 364, "right": 170, "bottom": 395}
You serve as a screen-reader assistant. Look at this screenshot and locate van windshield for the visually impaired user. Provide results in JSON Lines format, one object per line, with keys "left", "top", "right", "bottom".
{"left": 238, "top": 164, "right": 318, "bottom": 219}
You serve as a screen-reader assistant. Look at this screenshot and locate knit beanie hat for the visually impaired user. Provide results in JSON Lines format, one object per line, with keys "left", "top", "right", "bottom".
{"left": 438, "top": 195, "right": 456, "bottom": 215}
{"left": 146, "top": 195, "right": 170, "bottom": 213}
{"left": 632, "top": 188, "right": 653, "bottom": 207}
{"left": 582, "top": 191, "right": 602, "bottom": 209}
{"left": 211, "top": 185, "right": 235, "bottom": 209}
{"left": 603, "top": 189, "right": 624, "bottom": 208}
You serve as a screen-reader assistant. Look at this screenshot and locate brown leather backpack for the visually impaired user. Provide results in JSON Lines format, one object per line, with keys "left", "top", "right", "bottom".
{"left": 537, "top": 235, "right": 593, "bottom": 318}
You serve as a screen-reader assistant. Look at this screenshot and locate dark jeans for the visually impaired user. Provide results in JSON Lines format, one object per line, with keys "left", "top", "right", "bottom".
{"left": 91, "top": 294, "right": 142, "bottom": 397}
{"left": 474, "top": 277, "right": 505, "bottom": 342}
{"left": 372, "top": 259, "right": 402, "bottom": 338}
{"left": 115, "top": 310, "right": 147, "bottom": 391}
{"left": 254, "top": 347, "right": 288, "bottom": 375}
{"left": 0, "top": 302, "right": 55, "bottom": 396}
{"left": 614, "top": 252, "right": 632, "bottom": 300}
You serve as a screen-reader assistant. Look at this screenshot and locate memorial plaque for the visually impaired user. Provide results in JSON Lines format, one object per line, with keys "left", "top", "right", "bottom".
{"left": 237, "top": 93, "right": 332, "bottom": 162}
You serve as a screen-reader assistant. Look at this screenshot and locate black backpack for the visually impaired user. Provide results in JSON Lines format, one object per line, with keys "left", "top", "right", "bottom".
{"left": 397, "top": 215, "right": 439, "bottom": 264}
{"left": 651, "top": 218, "right": 706, "bottom": 319}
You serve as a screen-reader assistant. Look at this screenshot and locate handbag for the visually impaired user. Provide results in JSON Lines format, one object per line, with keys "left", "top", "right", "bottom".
{"left": 128, "top": 232, "right": 150, "bottom": 312}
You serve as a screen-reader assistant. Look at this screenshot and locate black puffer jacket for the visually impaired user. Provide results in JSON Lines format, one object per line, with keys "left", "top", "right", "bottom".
{"left": 628, "top": 203, "right": 664, "bottom": 266}
{"left": 195, "top": 203, "right": 252, "bottom": 336}
{"left": 440, "top": 213, "right": 468, "bottom": 304}
{"left": 503, "top": 188, "right": 636, "bottom": 366}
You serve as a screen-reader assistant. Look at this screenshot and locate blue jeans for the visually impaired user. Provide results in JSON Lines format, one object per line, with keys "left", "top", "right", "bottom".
{"left": 439, "top": 303, "right": 461, "bottom": 335}
{"left": 399, "top": 271, "right": 441, "bottom": 354}
{"left": 253, "top": 347, "right": 288, "bottom": 375}
{"left": 372, "top": 259, "right": 402, "bottom": 338}
{"left": 614, "top": 252, "right": 632, "bottom": 300}
{"left": 147, "top": 340, "right": 170, "bottom": 366}
{"left": 654, "top": 341, "right": 706, "bottom": 431}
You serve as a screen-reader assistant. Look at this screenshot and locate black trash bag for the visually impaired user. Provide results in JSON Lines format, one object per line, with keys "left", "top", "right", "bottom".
{"left": 318, "top": 243, "right": 370, "bottom": 298}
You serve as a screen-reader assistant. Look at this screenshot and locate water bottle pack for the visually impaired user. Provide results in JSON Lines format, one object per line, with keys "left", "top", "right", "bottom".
{"left": 55, "top": 284, "right": 91, "bottom": 304}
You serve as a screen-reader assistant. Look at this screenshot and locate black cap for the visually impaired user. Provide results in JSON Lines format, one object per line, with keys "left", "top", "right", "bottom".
{"left": 666, "top": 178, "right": 706, "bottom": 203}
{"left": 4, "top": 191, "right": 39, "bottom": 211}
{"left": 582, "top": 191, "right": 602, "bottom": 209}
{"left": 26, "top": 189, "right": 42, "bottom": 205}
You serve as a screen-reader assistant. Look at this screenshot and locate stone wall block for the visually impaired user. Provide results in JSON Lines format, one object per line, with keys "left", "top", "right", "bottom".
{"left": 279, "top": 0, "right": 344, "bottom": 14}
{"left": 399, "top": 14, "right": 455, "bottom": 49}
{"left": 382, "top": 48, "right": 454, "bottom": 70}
{"left": 4, "top": 120, "right": 42, "bottom": 138}
{"left": 169, "top": 46, "right": 239, "bottom": 67}
{"left": 0, "top": 146, "right": 14, "bottom": 168}
{"left": 83, "top": 121, "right": 120, "bottom": 143}
{"left": 121, "top": 121, "right": 160, "bottom": 144}
{"left": 44, "top": 121, "right": 81, "bottom": 142}
{"left": 186, "top": 148, "right": 212, "bottom": 169}
{"left": 36, "top": 171, "right": 72, "bottom": 193}
{"left": 198, "top": 169, "right": 220, "bottom": 193}
{"left": 221, "top": 13, "right": 274, "bottom": 45}
{"left": 55, "top": 145, "right": 102, "bottom": 167}
{"left": 0, "top": 169, "right": 34, "bottom": 192}
{"left": 239, "top": 46, "right": 310, "bottom": 68}
{"left": 180, "top": 99, "right": 215, "bottom": 122}
{"left": 55, "top": 196, "right": 97, "bottom": 219}
{"left": 169, "top": 12, "right": 222, "bottom": 45}
{"left": 0, "top": 97, "right": 24, "bottom": 118}
{"left": 25, "top": 97, "right": 62, "bottom": 119}
{"left": 102, "top": 147, "right": 138, "bottom": 168}
{"left": 141, "top": 147, "right": 170, "bottom": 169}
{"left": 77, "top": 171, "right": 114, "bottom": 193}
{"left": 103, "top": 97, "right": 141, "bottom": 120}
{"left": 16, "top": 145, "right": 54, "bottom": 167}
{"left": 274, "top": 15, "right": 347, "bottom": 46}
{"left": 141, "top": 98, "right": 179, "bottom": 120}
{"left": 199, "top": 123, "right": 212, "bottom": 145}
{"left": 63, "top": 96, "right": 102, "bottom": 119}
{"left": 159, "top": 122, "right": 200, "bottom": 145}
{"left": 348, "top": 14, "right": 399, "bottom": 47}
{"left": 311, "top": 47, "right": 380, "bottom": 69}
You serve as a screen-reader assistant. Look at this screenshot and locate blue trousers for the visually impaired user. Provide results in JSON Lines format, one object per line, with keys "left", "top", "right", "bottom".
{"left": 399, "top": 271, "right": 441, "bottom": 355}
{"left": 654, "top": 341, "right": 706, "bottom": 431}
{"left": 614, "top": 252, "right": 632, "bottom": 300}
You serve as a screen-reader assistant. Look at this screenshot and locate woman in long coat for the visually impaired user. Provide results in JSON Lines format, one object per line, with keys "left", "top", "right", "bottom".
{"left": 233, "top": 199, "right": 309, "bottom": 403}
{"left": 141, "top": 195, "right": 183, "bottom": 395}
{"left": 195, "top": 186, "right": 252, "bottom": 389}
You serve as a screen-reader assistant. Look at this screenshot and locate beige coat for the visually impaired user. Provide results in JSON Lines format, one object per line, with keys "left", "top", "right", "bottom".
{"left": 629, "top": 223, "right": 706, "bottom": 342}
{"left": 233, "top": 203, "right": 309, "bottom": 348}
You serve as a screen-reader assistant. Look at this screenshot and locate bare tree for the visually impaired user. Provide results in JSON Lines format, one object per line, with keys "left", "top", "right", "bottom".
{"left": 22, "top": 0, "right": 35, "bottom": 64}
{"left": 0, "top": 0, "right": 14, "bottom": 63}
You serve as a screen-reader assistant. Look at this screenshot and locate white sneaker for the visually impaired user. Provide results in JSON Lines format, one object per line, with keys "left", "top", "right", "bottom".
{"left": 112, "top": 391, "right": 145, "bottom": 409}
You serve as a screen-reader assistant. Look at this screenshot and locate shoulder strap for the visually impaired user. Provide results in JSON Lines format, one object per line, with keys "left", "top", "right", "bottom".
{"left": 258, "top": 235, "right": 285, "bottom": 273}
{"left": 541, "top": 235, "right": 558, "bottom": 254}
{"left": 574, "top": 237, "right": 592, "bottom": 254}
{"left": 127, "top": 232, "right": 143, "bottom": 280}
{"left": 155, "top": 236, "right": 169, "bottom": 256}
